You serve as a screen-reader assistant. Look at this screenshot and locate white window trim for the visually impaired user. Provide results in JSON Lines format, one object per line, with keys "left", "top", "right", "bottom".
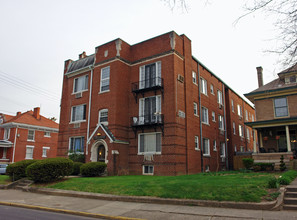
{"left": 220, "top": 143, "right": 226, "bottom": 158}
{"left": 99, "top": 66, "right": 110, "bottom": 93}
{"left": 68, "top": 136, "right": 85, "bottom": 154}
{"left": 202, "top": 106, "right": 209, "bottom": 125}
{"left": 25, "top": 145, "right": 34, "bottom": 160}
{"left": 70, "top": 104, "right": 87, "bottom": 123}
{"left": 231, "top": 100, "right": 234, "bottom": 112}
{"left": 72, "top": 74, "right": 88, "bottom": 94}
{"left": 274, "top": 97, "right": 289, "bottom": 118}
{"left": 210, "top": 84, "right": 214, "bottom": 95}
{"left": 203, "top": 138, "right": 210, "bottom": 156}
{"left": 138, "top": 132, "right": 162, "bottom": 155}
{"left": 27, "top": 130, "right": 35, "bottom": 142}
{"left": 217, "top": 90, "right": 223, "bottom": 105}
{"left": 44, "top": 131, "right": 51, "bottom": 137}
{"left": 192, "top": 71, "right": 197, "bottom": 85}
{"left": 200, "top": 77, "right": 208, "bottom": 95}
{"left": 239, "top": 125, "right": 244, "bottom": 137}
{"left": 237, "top": 105, "right": 242, "bottom": 117}
{"left": 218, "top": 115, "right": 224, "bottom": 131}
{"left": 195, "top": 136, "right": 200, "bottom": 151}
{"left": 233, "top": 122, "right": 236, "bottom": 135}
{"left": 42, "top": 146, "right": 50, "bottom": 158}
{"left": 99, "top": 109, "right": 108, "bottom": 126}
{"left": 212, "top": 111, "right": 216, "bottom": 122}
{"left": 143, "top": 165, "right": 154, "bottom": 175}
{"left": 213, "top": 140, "right": 217, "bottom": 151}
{"left": 194, "top": 102, "right": 198, "bottom": 116}
{"left": 3, "top": 128, "right": 10, "bottom": 140}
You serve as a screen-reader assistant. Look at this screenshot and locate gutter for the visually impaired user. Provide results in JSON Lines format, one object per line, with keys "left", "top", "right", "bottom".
{"left": 0, "top": 123, "right": 58, "bottom": 133}
{"left": 197, "top": 63, "right": 204, "bottom": 172}
{"left": 86, "top": 65, "right": 94, "bottom": 156}
{"left": 12, "top": 127, "right": 18, "bottom": 163}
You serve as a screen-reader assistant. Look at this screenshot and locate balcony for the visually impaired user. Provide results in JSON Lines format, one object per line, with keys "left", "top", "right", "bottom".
{"left": 131, "top": 113, "right": 164, "bottom": 136}
{"left": 131, "top": 77, "right": 164, "bottom": 102}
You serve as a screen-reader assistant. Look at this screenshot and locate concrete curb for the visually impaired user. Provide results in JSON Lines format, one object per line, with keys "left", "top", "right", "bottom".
{"left": 23, "top": 186, "right": 277, "bottom": 210}
{"left": 0, "top": 201, "right": 143, "bottom": 220}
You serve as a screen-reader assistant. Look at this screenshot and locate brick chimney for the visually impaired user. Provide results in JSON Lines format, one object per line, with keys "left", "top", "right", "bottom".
{"left": 79, "top": 51, "right": 87, "bottom": 59}
{"left": 256, "top": 66, "right": 264, "bottom": 88}
{"left": 16, "top": 112, "right": 21, "bottom": 116}
{"left": 33, "top": 107, "right": 41, "bottom": 120}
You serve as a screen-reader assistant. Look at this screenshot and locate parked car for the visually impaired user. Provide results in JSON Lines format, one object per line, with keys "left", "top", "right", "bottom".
{"left": 0, "top": 164, "right": 8, "bottom": 175}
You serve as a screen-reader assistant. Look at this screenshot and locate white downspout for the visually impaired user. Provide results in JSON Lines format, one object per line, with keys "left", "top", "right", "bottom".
{"left": 12, "top": 127, "right": 18, "bottom": 163}
{"left": 86, "top": 65, "right": 94, "bottom": 156}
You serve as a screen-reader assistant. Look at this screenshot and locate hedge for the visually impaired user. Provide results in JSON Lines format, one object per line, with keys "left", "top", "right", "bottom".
{"left": 242, "top": 158, "right": 254, "bottom": 170}
{"left": 253, "top": 163, "right": 274, "bottom": 172}
{"left": 26, "top": 158, "right": 73, "bottom": 183}
{"left": 80, "top": 162, "right": 107, "bottom": 177}
{"left": 6, "top": 160, "right": 38, "bottom": 181}
{"left": 72, "top": 162, "right": 84, "bottom": 175}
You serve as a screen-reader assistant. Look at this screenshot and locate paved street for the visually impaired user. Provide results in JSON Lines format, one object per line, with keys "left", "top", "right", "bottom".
{"left": 0, "top": 189, "right": 297, "bottom": 219}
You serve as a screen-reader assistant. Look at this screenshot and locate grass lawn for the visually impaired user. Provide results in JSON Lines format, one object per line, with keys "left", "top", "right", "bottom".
{"left": 0, "top": 175, "right": 10, "bottom": 185}
{"left": 45, "top": 172, "right": 278, "bottom": 203}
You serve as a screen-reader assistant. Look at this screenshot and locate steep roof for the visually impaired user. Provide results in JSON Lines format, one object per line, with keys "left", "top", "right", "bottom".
{"left": 278, "top": 63, "right": 297, "bottom": 75}
{"left": 4, "top": 110, "right": 59, "bottom": 129}
{"left": 66, "top": 54, "right": 95, "bottom": 74}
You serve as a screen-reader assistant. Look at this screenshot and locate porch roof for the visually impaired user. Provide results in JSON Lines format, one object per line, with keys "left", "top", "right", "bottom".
{"left": 0, "top": 140, "right": 13, "bottom": 148}
{"left": 245, "top": 117, "right": 297, "bottom": 129}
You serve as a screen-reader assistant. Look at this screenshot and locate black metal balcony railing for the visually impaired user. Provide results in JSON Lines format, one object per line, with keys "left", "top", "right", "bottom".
{"left": 132, "top": 77, "right": 163, "bottom": 93}
{"left": 131, "top": 114, "right": 164, "bottom": 127}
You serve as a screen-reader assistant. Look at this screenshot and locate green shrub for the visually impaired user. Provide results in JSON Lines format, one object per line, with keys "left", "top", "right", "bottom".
{"left": 253, "top": 163, "right": 274, "bottom": 172}
{"left": 277, "top": 176, "right": 291, "bottom": 185}
{"left": 80, "top": 162, "right": 107, "bottom": 177}
{"left": 267, "top": 177, "right": 279, "bottom": 188}
{"left": 242, "top": 158, "right": 254, "bottom": 170}
{"left": 69, "top": 153, "right": 85, "bottom": 163}
{"left": 280, "top": 155, "right": 286, "bottom": 171}
{"left": 282, "top": 170, "right": 297, "bottom": 181}
{"left": 26, "top": 158, "right": 73, "bottom": 183}
{"left": 6, "top": 160, "right": 38, "bottom": 181}
{"left": 72, "top": 162, "right": 83, "bottom": 175}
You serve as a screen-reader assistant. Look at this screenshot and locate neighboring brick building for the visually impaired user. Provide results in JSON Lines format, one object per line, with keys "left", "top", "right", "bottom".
{"left": 245, "top": 65, "right": 297, "bottom": 167}
{"left": 0, "top": 107, "right": 59, "bottom": 163}
{"left": 58, "top": 31, "right": 255, "bottom": 175}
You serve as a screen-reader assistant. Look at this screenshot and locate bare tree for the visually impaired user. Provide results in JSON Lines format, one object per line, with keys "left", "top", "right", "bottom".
{"left": 237, "top": 0, "right": 297, "bottom": 67}
{"left": 161, "top": 0, "right": 189, "bottom": 12}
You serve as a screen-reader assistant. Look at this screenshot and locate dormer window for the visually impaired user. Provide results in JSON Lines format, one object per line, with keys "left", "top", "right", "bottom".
{"left": 285, "top": 75, "right": 297, "bottom": 84}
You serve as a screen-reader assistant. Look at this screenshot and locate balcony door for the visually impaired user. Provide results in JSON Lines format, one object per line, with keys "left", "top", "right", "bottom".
{"left": 139, "top": 62, "right": 161, "bottom": 89}
{"left": 139, "top": 96, "right": 161, "bottom": 124}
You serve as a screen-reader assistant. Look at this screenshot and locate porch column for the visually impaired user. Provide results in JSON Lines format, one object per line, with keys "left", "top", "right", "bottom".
{"left": 253, "top": 129, "right": 257, "bottom": 153}
{"left": 259, "top": 131, "right": 263, "bottom": 148}
{"left": 285, "top": 125, "right": 292, "bottom": 152}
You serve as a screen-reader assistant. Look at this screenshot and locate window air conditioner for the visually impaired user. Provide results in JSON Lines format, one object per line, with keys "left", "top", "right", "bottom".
{"left": 75, "top": 92, "right": 82, "bottom": 99}
{"left": 177, "top": 74, "right": 184, "bottom": 83}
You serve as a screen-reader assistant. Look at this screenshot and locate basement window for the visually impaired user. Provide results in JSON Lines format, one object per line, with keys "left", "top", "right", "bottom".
{"left": 143, "top": 165, "right": 154, "bottom": 175}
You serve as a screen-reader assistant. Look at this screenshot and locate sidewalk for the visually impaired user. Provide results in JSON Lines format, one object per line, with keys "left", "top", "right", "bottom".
{"left": 0, "top": 188, "right": 296, "bottom": 220}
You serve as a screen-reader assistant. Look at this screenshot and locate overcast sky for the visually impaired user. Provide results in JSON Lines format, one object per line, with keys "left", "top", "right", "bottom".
{"left": 0, "top": 0, "right": 283, "bottom": 121}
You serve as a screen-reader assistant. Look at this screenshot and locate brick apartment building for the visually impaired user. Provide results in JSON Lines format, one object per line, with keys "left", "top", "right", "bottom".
{"left": 58, "top": 31, "right": 255, "bottom": 175}
{"left": 0, "top": 107, "right": 58, "bottom": 163}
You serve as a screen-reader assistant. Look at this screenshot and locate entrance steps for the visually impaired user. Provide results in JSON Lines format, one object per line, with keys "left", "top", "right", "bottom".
{"left": 283, "top": 179, "right": 297, "bottom": 210}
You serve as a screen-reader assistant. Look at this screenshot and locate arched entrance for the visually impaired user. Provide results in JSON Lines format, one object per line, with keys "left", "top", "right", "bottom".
{"left": 90, "top": 140, "right": 108, "bottom": 163}
{"left": 97, "top": 145, "right": 106, "bottom": 162}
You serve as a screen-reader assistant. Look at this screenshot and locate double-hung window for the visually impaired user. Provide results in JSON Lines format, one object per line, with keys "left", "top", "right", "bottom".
{"left": 69, "top": 137, "right": 85, "bottom": 153}
{"left": 27, "top": 130, "right": 35, "bottom": 141}
{"left": 231, "top": 100, "right": 234, "bottom": 112}
{"left": 100, "top": 66, "right": 110, "bottom": 92}
{"left": 233, "top": 122, "right": 236, "bottom": 134}
{"left": 212, "top": 111, "right": 216, "bottom": 122}
{"left": 217, "top": 90, "right": 223, "bottom": 105}
{"left": 3, "top": 128, "right": 10, "bottom": 140}
{"left": 220, "top": 142, "right": 225, "bottom": 157}
{"left": 139, "top": 62, "right": 161, "bottom": 89}
{"left": 246, "top": 128, "right": 250, "bottom": 140}
{"left": 71, "top": 104, "right": 87, "bottom": 122}
{"left": 192, "top": 71, "right": 197, "bottom": 84}
{"left": 195, "top": 136, "right": 199, "bottom": 150}
{"left": 218, "top": 115, "right": 224, "bottom": 130}
{"left": 139, "top": 96, "right": 161, "bottom": 124}
{"left": 245, "top": 110, "right": 248, "bottom": 121}
{"left": 239, "top": 125, "right": 244, "bottom": 137}
{"left": 202, "top": 107, "right": 209, "bottom": 124}
{"left": 213, "top": 140, "right": 217, "bottom": 151}
{"left": 210, "top": 84, "right": 214, "bottom": 94}
{"left": 99, "top": 109, "right": 108, "bottom": 126}
{"left": 25, "top": 146, "right": 34, "bottom": 159}
{"left": 200, "top": 78, "right": 207, "bottom": 95}
{"left": 237, "top": 105, "right": 242, "bottom": 117}
{"left": 42, "top": 147, "right": 50, "bottom": 157}
{"left": 73, "top": 75, "right": 88, "bottom": 93}
{"left": 274, "top": 97, "right": 288, "bottom": 117}
{"left": 139, "top": 132, "right": 161, "bottom": 154}
{"left": 203, "top": 138, "right": 210, "bottom": 156}
{"left": 194, "top": 102, "right": 198, "bottom": 116}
